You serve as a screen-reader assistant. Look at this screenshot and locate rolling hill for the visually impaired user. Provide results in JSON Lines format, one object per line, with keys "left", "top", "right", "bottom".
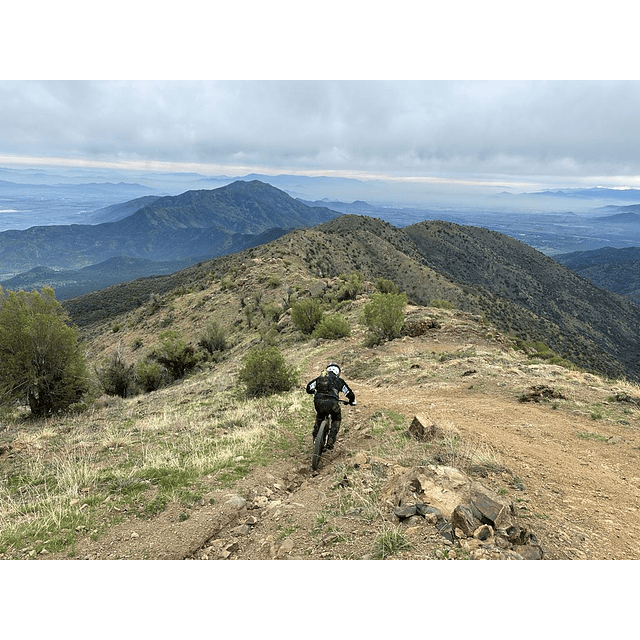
{"left": 0, "top": 180, "right": 340, "bottom": 273}
{"left": 63, "top": 213, "right": 640, "bottom": 384}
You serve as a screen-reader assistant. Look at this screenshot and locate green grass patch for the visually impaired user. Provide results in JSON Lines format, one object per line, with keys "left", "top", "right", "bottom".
{"left": 215, "top": 458, "right": 253, "bottom": 486}
{"left": 439, "top": 348, "right": 476, "bottom": 362}
{"left": 372, "top": 527, "right": 412, "bottom": 559}
{"left": 576, "top": 431, "right": 610, "bottom": 442}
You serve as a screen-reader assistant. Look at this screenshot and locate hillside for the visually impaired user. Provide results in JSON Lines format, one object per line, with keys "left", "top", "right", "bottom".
{"left": 0, "top": 180, "right": 339, "bottom": 272}
{"left": 589, "top": 212, "right": 640, "bottom": 224}
{"left": 555, "top": 246, "right": 640, "bottom": 306}
{"left": 84, "top": 195, "right": 162, "bottom": 224}
{"left": 3, "top": 246, "right": 640, "bottom": 562}
{"left": 64, "top": 214, "right": 640, "bottom": 384}
{"left": 0, "top": 256, "right": 203, "bottom": 301}
{"left": 0, "top": 227, "right": 291, "bottom": 301}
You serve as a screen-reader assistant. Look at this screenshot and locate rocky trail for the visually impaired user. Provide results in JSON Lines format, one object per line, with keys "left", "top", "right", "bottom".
{"left": 49, "top": 317, "right": 640, "bottom": 562}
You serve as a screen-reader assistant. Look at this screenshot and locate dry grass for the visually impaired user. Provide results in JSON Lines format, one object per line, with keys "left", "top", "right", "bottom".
{"left": 437, "top": 430, "right": 505, "bottom": 474}
{"left": 0, "top": 374, "right": 312, "bottom": 556}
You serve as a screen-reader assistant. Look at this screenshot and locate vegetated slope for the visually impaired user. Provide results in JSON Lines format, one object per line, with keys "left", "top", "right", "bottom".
{"left": 12, "top": 247, "right": 640, "bottom": 563}
{"left": 0, "top": 256, "right": 204, "bottom": 302}
{"left": 0, "top": 180, "right": 340, "bottom": 272}
{"left": 0, "top": 227, "right": 290, "bottom": 302}
{"left": 283, "top": 215, "right": 640, "bottom": 383}
{"left": 397, "top": 219, "right": 640, "bottom": 382}
{"left": 555, "top": 246, "right": 640, "bottom": 306}
{"left": 63, "top": 214, "right": 640, "bottom": 384}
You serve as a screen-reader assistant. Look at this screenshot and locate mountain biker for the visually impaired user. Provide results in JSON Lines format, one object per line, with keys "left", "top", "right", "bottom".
{"left": 306, "top": 362, "right": 356, "bottom": 450}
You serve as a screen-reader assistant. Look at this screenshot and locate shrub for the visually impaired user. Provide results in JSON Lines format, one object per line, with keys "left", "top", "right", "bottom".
{"left": 337, "top": 271, "right": 365, "bottom": 301}
{"left": 151, "top": 330, "right": 200, "bottom": 380}
{"left": 198, "top": 319, "right": 228, "bottom": 356}
{"left": 374, "top": 277, "right": 399, "bottom": 294}
{"left": 291, "top": 298, "right": 323, "bottom": 335}
{"left": 260, "top": 303, "right": 284, "bottom": 323}
{"left": 135, "top": 360, "right": 167, "bottom": 393}
{"left": 312, "top": 313, "right": 351, "bottom": 339}
{"left": 0, "top": 286, "right": 88, "bottom": 416}
{"left": 430, "top": 299, "right": 455, "bottom": 310}
{"left": 362, "top": 291, "right": 407, "bottom": 345}
{"left": 238, "top": 346, "right": 300, "bottom": 397}
{"left": 96, "top": 351, "right": 137, "bottom": 398}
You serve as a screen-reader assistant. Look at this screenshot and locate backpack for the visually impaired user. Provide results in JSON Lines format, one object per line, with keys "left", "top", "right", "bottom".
{"left": 315, "top": 369, "right": 337, "bottom": 396}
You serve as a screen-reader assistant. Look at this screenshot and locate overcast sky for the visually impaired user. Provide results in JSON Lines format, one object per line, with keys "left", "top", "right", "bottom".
{"left": 3, "top": 80, "right": 640, "bottom": 193}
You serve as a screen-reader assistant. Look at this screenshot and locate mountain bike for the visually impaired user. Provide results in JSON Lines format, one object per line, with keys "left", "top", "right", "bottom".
{"left": 311, "top": 399, "right": 350, "bottom": 471}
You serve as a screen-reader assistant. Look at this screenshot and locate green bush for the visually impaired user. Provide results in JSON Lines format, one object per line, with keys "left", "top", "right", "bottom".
{"left": 362, "top": 291, "right": 407, "bottom": 345}
{"left": 198, "top": 319, "right": 228, "bottom": 356}
{"left": 151, "top": 330, "right": 200, "bottom": 380}
{"left": 238, "top": 346, "right": 300, "bottom": 397}
{"left": 430, "top": 299, "right": 455, "bottom": 310}
{"left": 96, "top": 351, "right": 137, "bottom": 398}
{"left": 337, "top": 271, "right": 365, "bottom": 301}
{"left": 0, "top": 286, "right": 88, "bottom": 416}
{"left": 135, "top": 360, "right": 167, "bottom": 393}
{"left": 375, "top": 278, "right": 399, "bottom": 294}
{"left": 291, "top": 298, "right": 323, "bottom": 334}
{"left": 312, "top": 313, "right": 351, "bottom": 339}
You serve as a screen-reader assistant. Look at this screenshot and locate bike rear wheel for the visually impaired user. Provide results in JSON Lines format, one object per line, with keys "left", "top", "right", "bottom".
{"left": 312, "top": 417, "right": 330, "bottom": 471}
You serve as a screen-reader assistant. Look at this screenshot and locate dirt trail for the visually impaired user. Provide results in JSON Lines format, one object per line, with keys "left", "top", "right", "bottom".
{"left": 349, "top": 332, "right": 640, "bottom": 560}
{"left": 363, "top": 381, "right": 640, "bottom": 560}
{"left": 49, "top": 329, "right": 640, "bottom": 561}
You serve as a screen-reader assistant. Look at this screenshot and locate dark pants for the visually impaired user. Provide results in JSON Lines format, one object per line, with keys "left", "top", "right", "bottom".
{"left": 313, "top": 396, "right": 342, "bottom": 443}
{"left": 314, "top": 396, "right": 342, "bottom": 422}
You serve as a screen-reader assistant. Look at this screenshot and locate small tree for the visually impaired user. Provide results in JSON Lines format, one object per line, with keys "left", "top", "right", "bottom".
{"left": 135, "top": 360, "right": 167, "bottom": 393}
{"left": 0, "top": 286, "right": 88, "bottom": 416}
{"left": 337, "top": 271, "right": 365, "bottom": 301}
{"left": 238, "top": 346, "right": 299, "bottom": 397}
{"left": 291, "top": 298, "right": 323, "bottom": 335}
{"left": 362, "top": 291, "right": 407, "bottom": 345}
{"left": 375, "top": 277, "right": 399, "bottom": 294}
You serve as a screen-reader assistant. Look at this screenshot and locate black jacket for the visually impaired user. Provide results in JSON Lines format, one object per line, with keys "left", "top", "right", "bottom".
{"left": 306, "top": 373, "right": 356, "bottom": 404}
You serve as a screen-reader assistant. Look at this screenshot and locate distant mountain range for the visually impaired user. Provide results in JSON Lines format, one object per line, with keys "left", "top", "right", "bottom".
{"left": 0, "top": 179, "right": 154, "bottom": 197}
{"left": 3, "top": 176, "right": 640, "bottom": 384}
{"left": 85, "top": 195, "right": 163, "bottom": 224}
{"left": 588, "top": 212, "right": 640, "bottom": 224}
{"left": 528, "top": 187, "right": 640, "bottom": 202}
{"left": 0, "top": 180, "right": 340, "bottom": 274}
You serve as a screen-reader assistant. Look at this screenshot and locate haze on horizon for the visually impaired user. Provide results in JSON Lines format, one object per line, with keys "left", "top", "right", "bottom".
{"left": 3, "top": 80, "right": 640, "bottom": 200}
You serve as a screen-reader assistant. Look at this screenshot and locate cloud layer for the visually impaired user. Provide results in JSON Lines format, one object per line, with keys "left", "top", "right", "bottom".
{"left": 2, "top": 80, "right": 640, "bottom": 187}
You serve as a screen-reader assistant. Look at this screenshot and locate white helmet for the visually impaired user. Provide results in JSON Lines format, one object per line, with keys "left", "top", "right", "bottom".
{"left": 327, "top": 362, "right": 340, "bottom": 376}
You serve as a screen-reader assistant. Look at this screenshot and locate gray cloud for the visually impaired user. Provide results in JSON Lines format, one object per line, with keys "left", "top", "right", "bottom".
{"left": 2, "top": 80, "right": 640, "bottom": 186}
